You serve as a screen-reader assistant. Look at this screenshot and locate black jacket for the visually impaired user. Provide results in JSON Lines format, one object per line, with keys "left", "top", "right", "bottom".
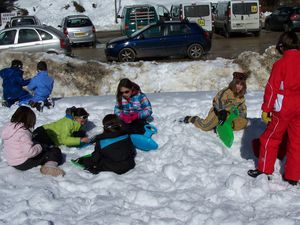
{"left": 77, "top": 131, "right": 136, "bottom": 175}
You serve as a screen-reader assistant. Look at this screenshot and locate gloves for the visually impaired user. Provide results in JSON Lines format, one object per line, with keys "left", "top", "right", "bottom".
{"left": 183, "top": 116, "right": 197, "bottom": 124}
{"left": 217, "top": 110, "right": 228, "bottom": 125}
{"left": 120, "top": 113, "right": 132, "bottom": 123}
{"left": 130, "top": 112, "right": 139, "bottom": 121}
{"left": 261, "top": 111, "right": 272, "bottom": 124}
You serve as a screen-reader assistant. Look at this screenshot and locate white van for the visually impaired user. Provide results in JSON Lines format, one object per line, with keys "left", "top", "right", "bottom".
{"left": 170, "top": 2, "right": 213, "bottom": 34}
{"left": 214, "top": 0, "right": 260, "bottom": 37}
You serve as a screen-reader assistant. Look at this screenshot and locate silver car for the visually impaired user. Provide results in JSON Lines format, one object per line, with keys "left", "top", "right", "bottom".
{"left": 58, "top": 15, "right": 96, "bottom": 46}
{"left": 0, "top": 25, "right": 72, "bottom": 55}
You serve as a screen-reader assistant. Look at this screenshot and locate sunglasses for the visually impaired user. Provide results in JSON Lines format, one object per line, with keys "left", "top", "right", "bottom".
{"left": 79, "top": 115, "right": 88, "bottom": 119}
{"left": 120, "top": 90, "right": 131, "bottom": 94}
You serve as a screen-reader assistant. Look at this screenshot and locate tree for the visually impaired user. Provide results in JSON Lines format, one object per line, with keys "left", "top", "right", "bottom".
{"left": 0, "top": 0, "right": 17, "bottom": 13}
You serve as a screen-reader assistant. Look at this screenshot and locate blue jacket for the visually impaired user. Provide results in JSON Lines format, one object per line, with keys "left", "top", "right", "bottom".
{"left": 27, "top": 71, "right": 54, "bottom": 102}
{"left": 0, "top": 67, "right": 30, "bottom": 101}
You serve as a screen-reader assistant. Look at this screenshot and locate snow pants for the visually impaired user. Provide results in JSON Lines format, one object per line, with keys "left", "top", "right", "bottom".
{"left": 258, "top": 95, "right": 300, "bottom": 181}
{"left": 192, "top": 107, "right": 248, "bottom": 131}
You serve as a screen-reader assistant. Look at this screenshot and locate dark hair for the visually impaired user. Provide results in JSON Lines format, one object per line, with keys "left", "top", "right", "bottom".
{"left": 11, "top": 59, "right": 22, "bottom": 68}
{"left": 276, "top": 31, "right": 300, "bottom": 54}
{"left": 10, "top": 106, "right": 36, "bottom": 130}
{"left": 116, "top": 78, "right": 141, "bottom": 106}
{"left": 228, "top": 78, "right": 247, "bottom": 98}
{"left": 102, "top": 114, "right": 123, "bottom": 132}
{"left": 66, "top": 106, "right": 89, "bottom": 118}
{"left": 37, "top": 61, "right": 47, "bottom": 71}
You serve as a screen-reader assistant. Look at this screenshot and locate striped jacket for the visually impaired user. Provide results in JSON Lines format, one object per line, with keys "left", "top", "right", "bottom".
{"left": 114, "top": 91, "right": 153, "bottom": 122}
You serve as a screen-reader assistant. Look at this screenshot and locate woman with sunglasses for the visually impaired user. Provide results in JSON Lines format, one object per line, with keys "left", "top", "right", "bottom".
{"left": 183, "top": 72, "right": 248, "bottom": 132}
{"left": 114, "top": 78, "right": 153, "bottom": 134}
{"left": 32, "top": 106, "right": 90, "bottom": 147}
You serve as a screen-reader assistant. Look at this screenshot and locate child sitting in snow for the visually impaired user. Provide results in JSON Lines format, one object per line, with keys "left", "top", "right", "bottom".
{"left": 73, "top": 114, "right": 136, "bottom": 175}
{"left": 1, "top": 106, "right": 65, "bottom": 177}
{"left": 32, "top": 106, "right": 90, "bottom": 147}
{"left": 114, "top": 78, "right": 153, "bottom": 134}
{"left": 183, "top": 72, "right": 248, "bottom": 131}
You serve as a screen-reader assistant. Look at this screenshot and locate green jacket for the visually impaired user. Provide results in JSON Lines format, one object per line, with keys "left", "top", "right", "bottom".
{"left": 42, "top": 116, "right": 82, "bottom": 146}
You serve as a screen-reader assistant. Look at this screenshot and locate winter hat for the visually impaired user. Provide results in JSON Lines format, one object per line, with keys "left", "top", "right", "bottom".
{"left": 233, "top": 72, "right": 248, "bottom": 81}
{"left": 66, "top": 106, "right": 89, "bottom": 118}
{"left": 102, "top": 114, "right": 123, "bottom": 131}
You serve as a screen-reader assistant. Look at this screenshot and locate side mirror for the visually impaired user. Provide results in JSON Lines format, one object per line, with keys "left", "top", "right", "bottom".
{"left": 137, "top": 34, "right": 145, "bottom": 40}
{"left": 58, "top": 25, "right": 62, "bottom": 28}
{"left": 117, "top": 15, "right": 124, "bottom": 19}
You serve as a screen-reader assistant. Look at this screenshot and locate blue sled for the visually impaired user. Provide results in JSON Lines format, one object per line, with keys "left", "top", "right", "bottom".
{"left": 130, "top": 124, "right": 158, "bottom": 151}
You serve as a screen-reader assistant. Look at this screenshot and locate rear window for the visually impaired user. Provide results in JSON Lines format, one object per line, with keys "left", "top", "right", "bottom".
{"left": 232, "top": 3, "right": 258, "bottom": 15}
{"left": 66, "top": 18, "right": 93, "bottom": 27}
{"left": 11, "top": 18, "right": 35, "bottom": 27}
{"left": 128, "top": 7, "right": 156, "bottom": 21}
{"left": 184, "top": 5, "right": 210, "bottom": 17}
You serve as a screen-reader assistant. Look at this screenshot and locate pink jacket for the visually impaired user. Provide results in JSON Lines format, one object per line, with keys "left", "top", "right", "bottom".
{"left": 1, "top": 122, "right": 42, "bottom": 166}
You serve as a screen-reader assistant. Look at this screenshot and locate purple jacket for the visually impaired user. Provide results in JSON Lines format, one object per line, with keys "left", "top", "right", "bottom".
{"left": 1, "top": 122, "right": 42, "bottom": 166}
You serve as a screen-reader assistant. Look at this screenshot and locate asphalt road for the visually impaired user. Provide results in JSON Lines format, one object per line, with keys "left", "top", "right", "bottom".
{"left": 71, "top": 30, "right": 285, "bottom": 62}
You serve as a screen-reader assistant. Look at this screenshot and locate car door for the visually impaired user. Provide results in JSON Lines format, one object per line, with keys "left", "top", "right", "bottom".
{"left": 0, "top": 29, "right": 17, "bottom": 50}
{"left": 16, "top": 28, "right": 43, "bottom": 52}
{"left": 162, "top": 23, "right": 191, "bottom": 56}
{"left": 269, "top": 8, "right": 291, "bottom": 30}
{"left": 133, "top": 24, "right": 165, "bottom": 58}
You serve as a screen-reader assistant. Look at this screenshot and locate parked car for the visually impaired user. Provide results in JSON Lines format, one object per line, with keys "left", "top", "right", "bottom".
{"left": 58, "top": 15, "right": 96, "bottom": 46}
{"left": 118, "top": 4, "right": 170, "bottom": 36}
{"left": 9, "top": 15, "right": 41, "bottom": 27}
{"left": 265, "top": 6, "right": 300, "bottom": 31}
{"left": 170, "top": 2, "right": 213, "bottom": 36}
{"left": 105, "top": 21, "right": 211, "bottom": 62}
{"left": 0, "top": 25, "right": 72, "bottom": 55}
{"left": 214, "top": 0, "right": 261, "bottom": 37}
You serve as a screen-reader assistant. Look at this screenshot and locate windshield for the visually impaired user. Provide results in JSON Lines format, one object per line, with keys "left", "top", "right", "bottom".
{"left": 130, "top": 24, "right": 152, "bottom": 37}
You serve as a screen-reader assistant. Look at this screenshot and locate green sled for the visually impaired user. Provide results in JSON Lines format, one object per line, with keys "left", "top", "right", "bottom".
{"left": 71, "top": 154, "right": 92, "bottom": 169}
{"left": 216, "top": 107, "right": 239, "bottom": 148}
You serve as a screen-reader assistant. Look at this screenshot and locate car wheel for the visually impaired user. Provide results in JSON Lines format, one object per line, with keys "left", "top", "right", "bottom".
{"left": 187, "top": 43, "right": 204, "bottom": 60}
{"left": 253, "top": 31, "right": 260, "bottom": 37}
{"left": 118, "top": 48, "right": 136, "bottom": 62}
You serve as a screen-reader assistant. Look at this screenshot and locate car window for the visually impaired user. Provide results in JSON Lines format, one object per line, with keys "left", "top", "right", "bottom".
{"left": 18, "top": 29, "right": 40, "bottom": 43}
{"left": 66, "top": 18, "right": 93, "bottom": 27}
{"left": 11, "top": 18, "right": 35, "bottom": 26}
{"left": 142, "top": 25, "right": 163, "bottom": 38}
{"left": 0, "top": 30, "right": 16, "bottom": 45}
{"left": 165, "top": 24, "right": 191, "bottom": 36}
{"left": 36, "top": 29, "right": 53, "bottom": 40}
{"left": 232, "top": 3, "right": 258, "bottom": 15}
{"left": 184, "top": 5, "right": 210, "bottom": 17}
{"left": 171, "top": 6, "right": 180, "bottom": 17}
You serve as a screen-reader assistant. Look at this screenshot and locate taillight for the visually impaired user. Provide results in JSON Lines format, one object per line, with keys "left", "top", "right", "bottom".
{"left": 204, "top": 31, "right": 210, "bottom": 40}
{"left": 92, "top": 25, "right": 96, "bottom": 33}
{"left": 290, "top": 13, "right": 299, "bottom": 21}
{"left": 60, "top": 39, "right": 66, "bottom": 49}
{"left": 63, "top": 27, "right": 68, "bottom": 36}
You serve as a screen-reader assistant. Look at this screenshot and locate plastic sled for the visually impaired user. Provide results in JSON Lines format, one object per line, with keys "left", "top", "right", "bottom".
{"left": 71, "top": 154, "right": 92, "bottom": 169}
{"left": 130, "top": 124, "right": 158, "bottom": 151}
{"left": 216, "top": 107, "right": 239, "bottom": 148}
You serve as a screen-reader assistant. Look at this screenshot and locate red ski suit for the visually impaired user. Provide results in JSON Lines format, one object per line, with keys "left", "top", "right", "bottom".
{"left": 258, "top": 50, "right": 300, "bottom": 181}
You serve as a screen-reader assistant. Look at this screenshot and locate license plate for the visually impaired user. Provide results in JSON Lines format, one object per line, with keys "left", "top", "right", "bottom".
{"left": 75, "top": 32, "right": 87, "bottom": 37}
{"left": 197, "top": 19, "right": 205, "bottom": 27}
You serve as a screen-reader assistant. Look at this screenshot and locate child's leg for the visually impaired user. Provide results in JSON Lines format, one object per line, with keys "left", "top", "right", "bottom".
{"left": 32, "top": 126, "right": 55, "bottom": 146}
{"left": 232, "top": 117, "right": 248, "bottom": 131}
{"left": 192, "top": 108, "right": 219, "bottom": 131}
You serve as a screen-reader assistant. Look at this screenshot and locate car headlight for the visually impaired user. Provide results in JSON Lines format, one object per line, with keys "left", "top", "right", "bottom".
{"left": 107, "top": 43, "right": 116, "bottom": 49}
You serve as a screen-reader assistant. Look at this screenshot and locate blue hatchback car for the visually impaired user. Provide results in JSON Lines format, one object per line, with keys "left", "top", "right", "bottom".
{"left": 105, "top": 21, "right": 212, "bottom": 62}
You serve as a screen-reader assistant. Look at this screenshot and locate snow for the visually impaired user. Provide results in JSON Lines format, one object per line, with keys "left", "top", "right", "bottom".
{"left": 0, "top": 0, "right": 299, "bottom": 225}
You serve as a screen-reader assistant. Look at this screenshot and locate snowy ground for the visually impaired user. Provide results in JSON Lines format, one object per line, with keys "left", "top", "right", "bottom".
{"left": 1, "top": 91, "right": 300, "bottom": 225}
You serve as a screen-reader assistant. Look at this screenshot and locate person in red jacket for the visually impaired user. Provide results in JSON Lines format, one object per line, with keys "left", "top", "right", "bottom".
{"left": 248, "top": 31, "right": 300, "bottom": 185}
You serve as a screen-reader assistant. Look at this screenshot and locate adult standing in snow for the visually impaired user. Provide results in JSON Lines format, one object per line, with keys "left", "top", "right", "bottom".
{"left": 114, "top": 78, "right": 153, "bottom": 134}
{"left": 248, "top": 31, "right": 300, "bottom": 185}
{"left": 183, "top": 72, "right": 248, "bottom": 132}
{"left": 0, "top": 59, "right": 31, "bottom": 107}
{"left": 21, "top": 61, "right": 54, "bottom": 111}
